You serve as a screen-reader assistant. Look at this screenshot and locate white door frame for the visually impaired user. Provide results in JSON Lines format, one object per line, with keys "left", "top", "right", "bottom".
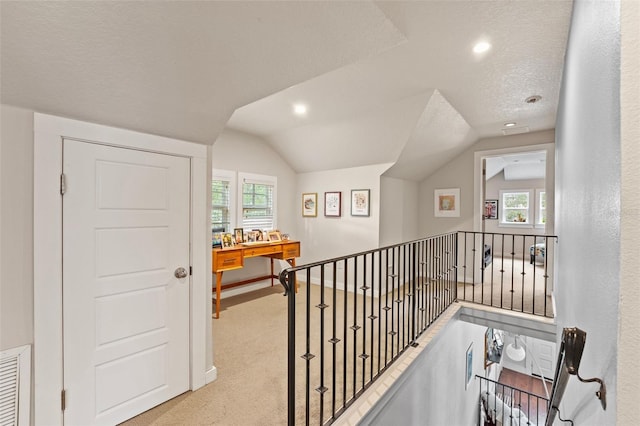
{"left": 33, "top": 113, "right": 213, "bottom": 424}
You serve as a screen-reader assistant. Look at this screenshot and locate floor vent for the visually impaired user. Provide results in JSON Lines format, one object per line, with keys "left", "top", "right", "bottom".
{"left": 0, "top": 345, "right": 31, "bottom": 426}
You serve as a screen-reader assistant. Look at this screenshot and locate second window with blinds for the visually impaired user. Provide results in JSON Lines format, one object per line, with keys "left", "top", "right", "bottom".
{"left": 211, "top": 170, "right": 277, "bottom": 235}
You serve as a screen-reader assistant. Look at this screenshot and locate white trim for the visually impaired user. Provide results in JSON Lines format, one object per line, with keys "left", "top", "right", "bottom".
{"left": 34, "top": 113, "right": 211, "bottom": 424}
{"left": 205, "top": 366, "right": 218, "bottom": 384}
{"left": 473, "top": 143, "right": 555, "bottom": 233}
{"left": 212, "top": 169, "right": 237, "bottom": 230}
{"left": 237, "top": 171, "right": 278, "bottom": 229}
{"left": 498, "top": 189, "right": 533, "bottom": 226}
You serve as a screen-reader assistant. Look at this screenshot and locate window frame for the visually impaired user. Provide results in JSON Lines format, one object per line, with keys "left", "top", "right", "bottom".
{"left": 211, "top": 169, "right": 236, "bottom": 233}
{"left": 499, "top": 189, "right": 534, "bottom": 228}
{"left": 237, "top": 172, "right": 277, "bottom": 231}
{"left": 536, "top": 189, "right": 546, "bottom": 228}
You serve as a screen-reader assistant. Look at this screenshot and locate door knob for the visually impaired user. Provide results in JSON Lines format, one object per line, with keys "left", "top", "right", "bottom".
{"left": 174, "top": 267, "right": 188, "bottom": 279}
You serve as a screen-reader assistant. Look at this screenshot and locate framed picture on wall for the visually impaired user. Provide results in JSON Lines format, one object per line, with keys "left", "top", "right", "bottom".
{"left": 465, "top": 342, "right": 473, "bottom": 390}
{"left": 484, "top": 199, "right": 498, "bottom": 220}
{"left": 351, "top": 189, "right": 370, "bottom": 217}
{"left": 324, "top": 191, "right": 341, "bottom": 217}
{"left": 434, "top": 188, "right": 460, "bottom": 217}
{"left": 302, "top": 193, "right": 317, "bottom": 217}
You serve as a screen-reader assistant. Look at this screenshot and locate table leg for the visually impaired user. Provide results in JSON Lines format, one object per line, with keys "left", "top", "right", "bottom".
{"left": 215, "top": 271, "right": 223, "bottom": 319}
{"left": 270, "top": 258, "right": 274, "bottom": 287}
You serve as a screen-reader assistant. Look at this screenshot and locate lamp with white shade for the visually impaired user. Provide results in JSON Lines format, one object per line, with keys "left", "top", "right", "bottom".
{"left": 505, "top": 335, "right": 526, "bottom": 362}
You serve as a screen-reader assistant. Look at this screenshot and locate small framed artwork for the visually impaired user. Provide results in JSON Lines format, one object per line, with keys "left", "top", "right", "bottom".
{"left": 485, "top": 328, "right": 504, "bottom": 368}
{"left": 212, "top": 232, "right": 223, "bottom": 249}
{"left": 302, "top": 193, "right": 317, "bottom": 217}
{"left": 351, "top": 189, "right": 370, "bottom": 217}
{"left": 465, "top": 342, "right": 473, "bottom": 390}
{"left": 434, "top": 188, "right": 460, "bottom": 217}
{"left": 233, "top": 228, "right": 244, "bottom": 244}
{"left": 324, "top": 191, "right": 341, "bottom": 217}
{"left": 484, "top": 199, "right": 498, "bottom": 220}
{"left": 221, "top": 233, "right": 234, "bottom": 249}
{"left": 268, "top": 230, "right": 282, "bottom": 242}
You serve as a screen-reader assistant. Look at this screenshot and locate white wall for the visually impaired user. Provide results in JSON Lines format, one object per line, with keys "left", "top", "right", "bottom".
{"left": 362, "top": 320, "right": 487, "bottom": 426}
{"left": 418, "top": 130, "right": 555, "bottom": 238}
{"left": 0, "top": 105, "right": 34, "bottom": 351}
{"left": 379, "top": 176, "right": 419, "bottom": 246}
{"left": 554, "top": 0, "right": 620, "bottom": 423}
{"left": 619, "top": 0, "right": 640, "bottom": 423}
{"left": 296, "top": 163, "right": 391, "bottom": 265}
{"left": 211, "top": 128, "right": 298, "bottom": 297}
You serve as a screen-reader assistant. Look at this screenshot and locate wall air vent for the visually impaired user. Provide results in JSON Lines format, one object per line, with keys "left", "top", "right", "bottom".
{"left": 0, "top": 345, "right": 31, "bottom": 426}
{"left": 502, "top": 126, "right": 530, "bottom": 136}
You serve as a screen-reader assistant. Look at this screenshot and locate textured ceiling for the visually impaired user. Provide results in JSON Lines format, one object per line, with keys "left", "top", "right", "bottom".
{"left": 1, "top": 1, "right": 572, "bottom": 180}
{"left": 1, "top": 1, "right": 405, "bottom": 143}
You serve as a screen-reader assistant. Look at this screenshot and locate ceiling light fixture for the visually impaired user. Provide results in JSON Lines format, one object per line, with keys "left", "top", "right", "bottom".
{"left": 525, "top": 95, "right": 542, "bottom": 104}
{"left": 473, "top": 41, "right": 491, "bottom": 54}
{"left": 505, "top": 336, "right": 526, "bottom": 362}
{"left": 293, "top": 104, "right": 307, "bottom": 115}
{"left": 504, "top": 122, "right": 517, "bottom": 127}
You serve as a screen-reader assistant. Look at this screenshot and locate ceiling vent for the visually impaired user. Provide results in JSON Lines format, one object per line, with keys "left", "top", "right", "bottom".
{"left": 502, "top": 126, "right": 530, "bottom": 136}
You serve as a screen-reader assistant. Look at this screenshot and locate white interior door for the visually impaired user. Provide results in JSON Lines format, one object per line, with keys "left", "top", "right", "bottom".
{"left": 529, "top": 337, "right": 557, "bottom": 382}
{"left": 62, "top": 139, "right": 190, "bottom": 425}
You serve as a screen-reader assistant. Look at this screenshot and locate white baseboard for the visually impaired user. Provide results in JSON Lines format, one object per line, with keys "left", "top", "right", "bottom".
{"left": 205, "top": 366, "right": 217, "bottom": 384}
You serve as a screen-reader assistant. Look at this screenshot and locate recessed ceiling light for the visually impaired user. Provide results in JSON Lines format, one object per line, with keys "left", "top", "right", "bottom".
{"left": 293, "top": 104, "right": 307, "bottom": 115}
{"left": 473, "top": 41, "right": 491, "bottom": 54}
{"left": 504, "top": 122, "right": 517, "bottom": 127}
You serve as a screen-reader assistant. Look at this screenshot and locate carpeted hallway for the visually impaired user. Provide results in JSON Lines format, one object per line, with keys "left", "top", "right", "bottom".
{"left": 123, "top": 284, "right": 291, "bottom": 425}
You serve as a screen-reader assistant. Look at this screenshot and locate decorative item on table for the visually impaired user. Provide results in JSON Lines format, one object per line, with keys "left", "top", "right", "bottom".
{"left": 281, "top": 233, "right": 290, "bottom": 241}
{"left": 252, "top": 229, "right": 264, "bottom": 241}
{"left": 212, "top": 232, "right": 223, "bottom": 248}
{"left": 233, "top": 228, "right": 244, "bottom": 244}
{"left": 268, "top": 230, "right": 282, "bottom": 242}
{"left": 221, "top": 233, "right": 234, "bottom": 249}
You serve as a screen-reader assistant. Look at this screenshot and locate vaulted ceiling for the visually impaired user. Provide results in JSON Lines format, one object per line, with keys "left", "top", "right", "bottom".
{"left": 1, "top": 1, "right": 573, "bottom": 181}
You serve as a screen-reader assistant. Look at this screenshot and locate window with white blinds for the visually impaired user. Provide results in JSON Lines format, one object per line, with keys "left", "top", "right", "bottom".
{"left": 239, "top": 173, "right": 277, "bottom": 231}
{"left": 212, "top": 170, "right": 235, "bottom": 232}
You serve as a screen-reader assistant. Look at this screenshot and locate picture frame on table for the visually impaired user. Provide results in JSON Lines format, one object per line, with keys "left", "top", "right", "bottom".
{"left": 233, "top": 228, "right": 244, "bottom": 244}
{"left": 212, "top": 232, "right": 223, "bottom": 249}
{"left": 302, "top": 193, "right": 318, "bottom": 217}
{"left": 350, "top": 189, "right": 370, "bottom": 217}
{"left": 268, "top": 230, "right": 282, "bottom": 242}
{"left": 434, "top": 188, "right": 460, "bottom": 218}
{"left": 324, "top": 191, "right": 341, "bottom": 217}
{"left": 221, "top": 233, "right": 235, "bottom": 249}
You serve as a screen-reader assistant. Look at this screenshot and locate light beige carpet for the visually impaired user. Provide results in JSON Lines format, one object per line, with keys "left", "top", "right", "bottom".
{"left": 120, "top": 259, "right": 547, "bottom": 425}
{"left": 122, "top": 277, "right": 451, "bottom": 425}
{"left": 457, "top": 256, "right": 554, "bottom": 317}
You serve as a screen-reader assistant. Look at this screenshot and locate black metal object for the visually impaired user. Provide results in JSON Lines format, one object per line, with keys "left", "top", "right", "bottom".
{"left": 279, "top": 231, "right": 556, "bottom": 425}
{"left": 477, "top": 375, "right": 550, "bottom": 426}
{"left": 457, "top": 231, "right": 557, "bottom": 317}
{"left": 279, "top": 233, "right": 458, "bottom": 425}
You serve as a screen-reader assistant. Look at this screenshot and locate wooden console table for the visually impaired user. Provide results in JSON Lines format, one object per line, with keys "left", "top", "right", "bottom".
{"left": 212, "top": 240, "right": 300, "bottom": 318}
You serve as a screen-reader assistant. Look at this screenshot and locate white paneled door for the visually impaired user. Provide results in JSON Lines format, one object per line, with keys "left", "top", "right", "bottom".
{"left": 62, "top": 139, "right": 190, "bottom": 425}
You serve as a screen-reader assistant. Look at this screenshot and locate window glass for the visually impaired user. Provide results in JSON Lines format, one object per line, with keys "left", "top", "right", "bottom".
{"left": 501, "top": 191, "right": 530, "bottom": 223}
{"left": 239, "top": 173, "right": 277, "bottom": 231}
